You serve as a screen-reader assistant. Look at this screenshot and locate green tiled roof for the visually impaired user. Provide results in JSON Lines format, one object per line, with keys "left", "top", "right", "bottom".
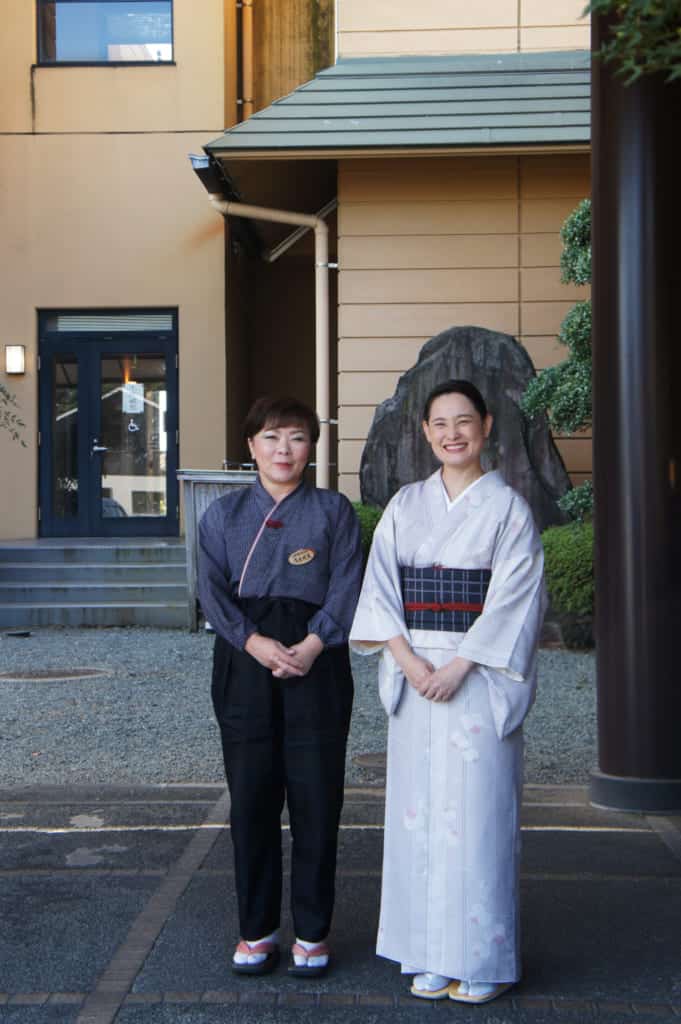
{"left": 206, "top": 50, "right": 590, "bottom": 155}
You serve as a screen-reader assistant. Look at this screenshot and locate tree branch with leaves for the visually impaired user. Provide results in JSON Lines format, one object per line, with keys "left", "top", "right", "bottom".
{"left": 586, "top": 0, "right": 681, "bottom": 83}
{"left": 0, "top": 382, "right": 27, "bottom": 446}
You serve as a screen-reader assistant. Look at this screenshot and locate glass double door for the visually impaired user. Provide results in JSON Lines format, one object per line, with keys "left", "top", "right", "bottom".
{"left": 39, "top": 333, "right": 178, "bottom": 536}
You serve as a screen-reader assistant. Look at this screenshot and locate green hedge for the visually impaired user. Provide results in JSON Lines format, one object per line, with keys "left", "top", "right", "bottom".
{"left": 541, "top": 521, "right": 594, "bottom": 618}
{"left": 352, "top": 502, "right": 383, "bottom": 560}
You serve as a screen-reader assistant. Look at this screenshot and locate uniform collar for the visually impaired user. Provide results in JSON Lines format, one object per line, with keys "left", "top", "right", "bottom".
{"left": 252, "top": 475, "right": 307, "bottom": 515}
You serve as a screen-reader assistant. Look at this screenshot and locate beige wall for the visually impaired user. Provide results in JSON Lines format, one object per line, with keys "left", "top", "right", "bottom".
{"left": 0, "top": 0, "right": 35, "bottom": 132}
{"left": 337, "top": 152, "right": 591, "bottom": 500}
{"left": 0, "top": 0, "right": 227, "bottom": 539}
{"left": 337, "top": 0, "right": 589, "bottom": 58}
{"left": 0, "top": 132, "right": 226, "bottom": 539}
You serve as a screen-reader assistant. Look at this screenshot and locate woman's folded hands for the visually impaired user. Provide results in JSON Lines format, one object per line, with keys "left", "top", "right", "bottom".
{"left": 245, "top": 631, "right": 324, "bottom": 679}
{"left": 387, "top": 635, "right": 473, "bottom": 703}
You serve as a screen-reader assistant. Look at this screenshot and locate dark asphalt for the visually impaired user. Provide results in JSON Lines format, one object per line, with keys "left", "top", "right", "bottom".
{"left": 0, "top": 783, "right": 680, "bottom": 1024}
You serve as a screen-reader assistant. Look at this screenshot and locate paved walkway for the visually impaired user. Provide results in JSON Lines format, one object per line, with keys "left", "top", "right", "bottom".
{"left": 1, "top": 782, "right": 680, "bottom": 1023}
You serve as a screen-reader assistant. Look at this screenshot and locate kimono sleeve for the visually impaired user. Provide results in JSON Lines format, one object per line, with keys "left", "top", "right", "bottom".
{"left": 197, "top": 500, "right": 258, "bottom": 650}
{"left": 307, "top": 495, "right": 363, "bottom": 647}
{"left": 349, "top": 495, "right": 410, "bottom": 652}
{"left": 456, "top": 494, "right": 546, "bottom": 682}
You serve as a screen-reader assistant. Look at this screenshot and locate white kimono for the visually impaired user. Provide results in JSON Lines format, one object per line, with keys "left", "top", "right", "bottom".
{"left": 349, "top": 470, "right": 546, "bottom": 983}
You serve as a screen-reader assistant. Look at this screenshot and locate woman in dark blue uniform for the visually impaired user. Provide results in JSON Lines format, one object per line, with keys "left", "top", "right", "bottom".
{"left": 198, "top": 396, "right": 362, "bottom": 978}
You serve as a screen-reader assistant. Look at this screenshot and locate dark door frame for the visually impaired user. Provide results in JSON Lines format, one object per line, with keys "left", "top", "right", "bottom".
{"left": 38, "top": 311, "right": 179, "bottom": 538}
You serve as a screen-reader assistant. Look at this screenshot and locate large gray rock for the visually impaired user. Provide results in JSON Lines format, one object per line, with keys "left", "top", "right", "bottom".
{"left": 359, "top": 325, "right": 571, "bottom": 531}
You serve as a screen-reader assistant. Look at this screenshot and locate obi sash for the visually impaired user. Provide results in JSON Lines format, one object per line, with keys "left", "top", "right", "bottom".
{"left": 400, "top": 566, "right": 491, "bottom": 632}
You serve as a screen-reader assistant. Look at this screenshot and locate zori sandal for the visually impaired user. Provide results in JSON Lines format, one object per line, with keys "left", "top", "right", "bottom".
{"left": 287, "top": 940, "right": 330, "bottom": 978}
{"left": 410, "top": 972, "right": 454, "bottom": 1000}
{"left": 231, "top": 938, "right": 280, "bottom": 976}
{"left": 448, "top": 980, "right": 514, "bottom": 1004}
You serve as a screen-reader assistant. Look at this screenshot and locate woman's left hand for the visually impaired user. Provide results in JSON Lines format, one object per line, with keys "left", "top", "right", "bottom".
{"left": 272, "top": 633, "right": 324, "bottom": 679}
{"left": 420, "top": 657, "right": 474, "bottom": 702}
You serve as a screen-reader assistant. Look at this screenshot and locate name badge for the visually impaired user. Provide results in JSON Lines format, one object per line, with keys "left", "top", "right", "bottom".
{"left": 288, "top": 548, "right": 315, "bottom": 566}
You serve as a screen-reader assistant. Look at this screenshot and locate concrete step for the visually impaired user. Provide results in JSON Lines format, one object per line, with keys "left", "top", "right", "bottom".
{"left": 0, "top": 602, "right": 189, "bottom": 628}
{"left": 0, "top": 563, "right": 187, "bottom": 583}
{"left": 0, "top": 540, "right": 190, "bottom": 627}
{"left": 0, "top": 582, "right": 188, "bottom": 604}
{"left": 0, "top": 542, "right": 186, "bottom": 565}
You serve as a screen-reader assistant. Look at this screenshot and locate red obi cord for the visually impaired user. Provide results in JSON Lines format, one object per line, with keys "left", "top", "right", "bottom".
{"left": 404, "top": 601, "right": 484, "bottom": 612}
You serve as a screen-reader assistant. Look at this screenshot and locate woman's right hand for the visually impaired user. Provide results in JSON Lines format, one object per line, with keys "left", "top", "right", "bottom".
{"left": 244, "top": 632, "right": 304, "bottom": 676}
{"left": 401, "top": 651, "right": 436, "bottom": 693}
{"left": 387, "top": 635, "right": 435, "bottom": 694}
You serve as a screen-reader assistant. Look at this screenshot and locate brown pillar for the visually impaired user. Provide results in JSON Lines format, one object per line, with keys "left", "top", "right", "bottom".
{"left": 590, "top": 15, "right": 681, "bottom": 811}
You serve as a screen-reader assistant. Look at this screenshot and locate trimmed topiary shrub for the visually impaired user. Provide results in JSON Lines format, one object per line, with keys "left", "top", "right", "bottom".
{"left": 352, "top": 502, "right": 383, "bottom": 561}
{"left": 557, "top": 479, "right": 593, "bottom": 523}
{"left": 521, "top": 198, "right": 593, "bottom": 519}
{"left": 541, "top": 521, "right": 594, "bottom": 648}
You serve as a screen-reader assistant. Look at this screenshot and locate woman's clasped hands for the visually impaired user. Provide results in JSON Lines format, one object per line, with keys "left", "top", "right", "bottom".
{"left": 245, "top": 632, "right": 324, "bottom": 679}
{"left": 388, "top": 636, "right": 472, "bottom": 703}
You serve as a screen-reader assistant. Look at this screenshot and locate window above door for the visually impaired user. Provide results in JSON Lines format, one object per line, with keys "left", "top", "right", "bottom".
{"left": 38, "top": 0, "right": 173, "bottom": 65}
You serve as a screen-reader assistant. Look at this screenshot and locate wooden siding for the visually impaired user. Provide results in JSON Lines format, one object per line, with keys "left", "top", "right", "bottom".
{"left": 337, "top": 152, "right": 592, "bottom": 502}
{"left": 253, "top": 0, "right": 334, "bottom": 112}
{"left": 337, "top": 0, "right": 589, "bottom": 58}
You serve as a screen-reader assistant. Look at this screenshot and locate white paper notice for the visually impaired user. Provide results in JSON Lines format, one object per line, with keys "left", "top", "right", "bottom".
{"left": 122, "top": 382, "right": 144, "bottom": 414}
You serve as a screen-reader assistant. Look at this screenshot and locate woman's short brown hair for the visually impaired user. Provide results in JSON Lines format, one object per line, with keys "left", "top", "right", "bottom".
{"left": 243, "top": 396, "right": 320, "bottom": 443}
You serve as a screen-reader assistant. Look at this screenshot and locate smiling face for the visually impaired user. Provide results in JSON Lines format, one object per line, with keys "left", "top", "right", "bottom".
{"left": 247, "top": 421, "right": 312, "bottom": 495}
{"left": 422, "top": 392, "right": 493, "bottom": 473}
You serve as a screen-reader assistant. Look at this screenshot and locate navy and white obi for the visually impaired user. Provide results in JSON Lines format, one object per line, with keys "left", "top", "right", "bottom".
{"left": 400, "top": 566, "right": 492, "bottom": 633}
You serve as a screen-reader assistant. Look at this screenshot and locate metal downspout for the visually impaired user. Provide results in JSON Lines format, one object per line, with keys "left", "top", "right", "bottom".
{"left": 237, "top": 0, "right": 254, "bottom": 120}
{"left": 208, "top": 196, "right": 332, "bottom": 489}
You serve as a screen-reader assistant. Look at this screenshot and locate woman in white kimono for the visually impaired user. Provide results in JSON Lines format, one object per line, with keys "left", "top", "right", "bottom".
{"left": 350, "top": 379, "right": 546, "bottom": 1005}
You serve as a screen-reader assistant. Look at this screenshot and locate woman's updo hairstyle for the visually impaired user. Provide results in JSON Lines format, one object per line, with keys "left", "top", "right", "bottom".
{"left": 422, "top": 379, "right": 488, "bottom": 423}
{"left": 243, "top": 395, "right": 320, "bottom": 444}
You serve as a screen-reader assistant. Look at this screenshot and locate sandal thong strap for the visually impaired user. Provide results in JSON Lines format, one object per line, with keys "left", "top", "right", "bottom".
{"left": 291, "top": 941, "right": 329, "bottom": 960}
{"left": 236, "top": 939, "right": 278, "bottom": 957}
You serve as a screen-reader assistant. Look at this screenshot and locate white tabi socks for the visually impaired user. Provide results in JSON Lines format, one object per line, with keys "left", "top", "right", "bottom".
{"left": 457, "top": 980, "right": 497, "bottom": 998}
{"left": 233, "top": 929, "right": 279, "bottom": 965}
{"left": 292, "top": 937, "right": 329, "bottom": 968}
{"left": 412, "top": 972, "right": 450, "bottom": 992}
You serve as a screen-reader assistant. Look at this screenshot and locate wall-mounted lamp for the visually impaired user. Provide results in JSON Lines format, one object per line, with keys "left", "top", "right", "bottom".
{"left": 5, "top": 345, "right": 26, "bottom": 375}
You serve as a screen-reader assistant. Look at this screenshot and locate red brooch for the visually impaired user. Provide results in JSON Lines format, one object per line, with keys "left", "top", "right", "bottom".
{"left": 266, "top": 519, "right": 284, "bottom": 529}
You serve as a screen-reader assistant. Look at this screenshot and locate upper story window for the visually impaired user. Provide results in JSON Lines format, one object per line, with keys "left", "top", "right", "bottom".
{"left": 38, "top": 1, "right": 173, "bottom": 64}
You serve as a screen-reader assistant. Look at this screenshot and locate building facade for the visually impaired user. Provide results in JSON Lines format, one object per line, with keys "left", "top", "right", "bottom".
{"left": 1, "top": 0, "right": 232, "bottom": 539}
{"left": 0, "top": 0, "right": 591, "bottom": 541}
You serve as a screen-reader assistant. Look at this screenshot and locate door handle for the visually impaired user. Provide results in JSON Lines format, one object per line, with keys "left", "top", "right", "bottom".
{"left": 91, "top": 439, "right": 109, "bottom": 454}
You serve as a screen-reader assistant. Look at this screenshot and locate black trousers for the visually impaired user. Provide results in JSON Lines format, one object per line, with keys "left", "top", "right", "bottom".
{"left": 211, "top": 597, "right": 353, "bottom": 942}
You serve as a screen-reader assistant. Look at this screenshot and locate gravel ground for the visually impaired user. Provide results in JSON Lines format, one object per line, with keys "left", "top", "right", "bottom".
{"left": 0, "top": 627, "right": 596, "bottom": 787}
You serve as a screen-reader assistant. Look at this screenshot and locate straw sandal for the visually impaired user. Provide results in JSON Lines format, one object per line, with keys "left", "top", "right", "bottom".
{"left": 287, "top": 941, "right": 330, "bottom": 978}
{"left": 448, "top": 980, "right": 514, "bottom": 1004}
{"left": 231, "top": 939, "right": 280, "bottom": 976}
